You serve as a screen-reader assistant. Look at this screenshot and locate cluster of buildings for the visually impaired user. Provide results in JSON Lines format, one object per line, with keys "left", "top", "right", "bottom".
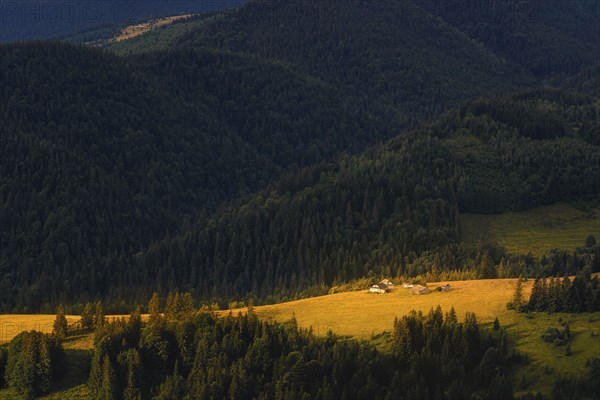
{"left": 369, "top": 280, "right": 451, "bottom": 295}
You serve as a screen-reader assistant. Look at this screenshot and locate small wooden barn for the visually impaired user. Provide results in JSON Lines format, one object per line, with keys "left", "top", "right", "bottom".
{"left": 410, "top": 285, "right": 430, "bottom": 295}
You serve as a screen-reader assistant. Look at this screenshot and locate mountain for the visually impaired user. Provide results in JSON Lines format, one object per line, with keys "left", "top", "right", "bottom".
{"left": 0, "top": 0, "right": 247, "bottom": 42}
{"left": 168, "top": 0, "right": 534, "bottom": 118}
{"left": 414, "top": 0, "right": 600, "bottom": 79}
{"left": 2, "top": 0, "right": 598, "bottom": 311}
{"left": 0, "top": 0, "right": 541, "bottom": 311}
{"left": 116, "top": 89, "right": 600, "bottom": 306}
{"left": 0, "top": 40, "right": 404, "bottom": 311}
{"left": 562, "top": 62, "right": 600, "bottom": 99}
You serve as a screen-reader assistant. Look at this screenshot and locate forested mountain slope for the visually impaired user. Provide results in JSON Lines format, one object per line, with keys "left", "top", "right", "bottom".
{"left": 0, "top": 41, "right": 396, "bottom": 311}
{"left": 163, "top": 0, "right": 534, "bottom": 120}
{"left": 0, "top": 0, "right": 247, "bottom": 42}
{"left": 414, "top": 0, "right": 600, "bottom": 80}
{"left": 128, "top": 89, "right": 600, "bottom": 305}
{"left": 0, "top": 0, "right": 540, "bottom": 311}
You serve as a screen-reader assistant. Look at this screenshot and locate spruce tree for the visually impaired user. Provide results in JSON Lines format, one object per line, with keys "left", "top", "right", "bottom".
{"left": 94, "top": 301, "right": 106, "bottom": 328}
{"left": 81, "top": 302, "right": 95, "bottom": 330}
{"left": 52, "top": 304, "right": 68, "bottom": 340}
{"left": 98, "top": 355, "right": 118, "bottom": 400}
{"left": 148, "top": 292, "right": 163, "bottom": 327}
{"left": 512, "top": 277, "right": 525, "bottom": 311}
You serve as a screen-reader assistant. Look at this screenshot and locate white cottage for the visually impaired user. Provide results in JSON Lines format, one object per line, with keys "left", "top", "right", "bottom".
{"left": 369, "top": 282, "right": 390, "bottom": 293}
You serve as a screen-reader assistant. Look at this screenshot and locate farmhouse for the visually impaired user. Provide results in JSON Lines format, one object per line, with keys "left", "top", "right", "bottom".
{"left": 410, "top": 285, "right": 430, "bottom": 295}
{"left": 380, "top": 279, "right": 394, "bottom": 289}
{"left": 369, "top": 282, "right": 391, "bottom": 293}
{"left": 440, "top": 284, "right": 452, "bottom": 292}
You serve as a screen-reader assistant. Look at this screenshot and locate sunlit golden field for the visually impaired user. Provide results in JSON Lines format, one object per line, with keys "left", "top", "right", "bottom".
{"left": 0, "top": 314, "right": 80, "bottom": 344}
{"left": 225, "top": 278, "right": 600, "bottom": 396}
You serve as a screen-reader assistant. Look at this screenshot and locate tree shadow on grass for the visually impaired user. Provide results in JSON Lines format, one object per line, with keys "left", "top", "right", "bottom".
{"left": 51, "top": 348, "right": 91, "bottom": 393}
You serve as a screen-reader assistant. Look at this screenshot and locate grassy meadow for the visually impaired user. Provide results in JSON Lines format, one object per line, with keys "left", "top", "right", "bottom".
{"left": 461, "top": 203, "right": 599, "bottom": 256}
{"left": 225, "top": 278, "right": 600, "bottom": 396}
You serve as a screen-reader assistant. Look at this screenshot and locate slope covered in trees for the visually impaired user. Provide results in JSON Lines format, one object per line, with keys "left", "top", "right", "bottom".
{"left": 128, "top": 89, "right": 600, "bottom": 306}
{"left": 0, "top": 0, "right": 539, "bottom": 312}
{"left": 414, "top": 0, "right": 600, "bottom": 79}
{"left": 168, "top": 0, "right": 534, "bottom": 121}
{"left": 0, "top": 41, "right": 395, "bottom": 311}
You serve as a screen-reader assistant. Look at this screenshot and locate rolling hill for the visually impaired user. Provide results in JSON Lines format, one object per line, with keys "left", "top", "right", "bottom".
{"left": 414, "top": 0, "right": 600, "bottom": 79}
{"left": 0, "top": 0, "right": 542, "bottom": 312}
{"left": 129, "top": 89, "right": 600, "bottom": 306}
{"left": 1, "top": 0, "right": 598, "bottom": 313}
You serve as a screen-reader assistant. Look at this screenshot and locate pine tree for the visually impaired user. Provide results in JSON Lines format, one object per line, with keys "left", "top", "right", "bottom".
{"left": 512, "top": 277, "right": 524, "bottom": 311}
{"left": 37, "top": 335, "right": 53, "bottom": 395}
{"left": 52, "top": 304, "right": 68, "bottom": 340}
{"left": 493, "top": 317, "right": 500, "bottom": 331}
{"left": 155, "top": 361, "right": 186, "bottom": 400}
{"left": 94, "top": 301, "right": 106, "bottom": 328}
{"left": 148, "top": 292, "right": 163, "bottom": 327}
{"left": 98, "top": 355, "right": 118, "bottom": 400}
{"left": 121, "top": 349, "right": 143, "bottom": 400}
{"left": 81, "top": 302, "right": 95, "bottom": 330}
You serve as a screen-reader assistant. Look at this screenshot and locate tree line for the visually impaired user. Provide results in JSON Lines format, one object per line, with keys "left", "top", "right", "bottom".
{"left": 510, "top": 268, "right": 600, "bottom": 313}
{"left": 83, "top": 299, "right": 519, "bottom": 400}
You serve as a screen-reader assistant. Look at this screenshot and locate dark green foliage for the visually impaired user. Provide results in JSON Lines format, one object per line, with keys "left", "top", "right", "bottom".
{"left": 88, "top": 312, "right": 145, "bottom": 399}
{"left": 87, "top": 307, "right": 516, "bottom": 400}
{"left": 53, "top": 304, "right": 68, "bottom": 340}
{"left": 414, "top": 0, "right": 600, "bottom": 79}
{"left": 541, "top": 324, "right": 571, "bottom": 346}
{"left": 493, "top": 317, "right": 501, "bottom": 331}
{"left": 4, "top": 331, "right": 65, "bottom": 399}
{"left": 392, "top": 308, "right": 513, "bottom": 399}
{"left": 81, "top": 303, "right": 95, "bottom": 330}
{"left": 94, "top": 301, "right": 107, "bottom": 328}
{"left": 586, "top": 235, "right": 597, "bottom": 248}
{"left": 526, "top": 269, "right": 600, "bottom": 313}
{"left": 0, "top": 0, "right": 539, "bottom": 312}
{"left": 0, "top": 347, "right": 7, "bottom": 388}
{"left": 0, "top": 0, "right": 598, "bottom": 313}
{"left": 154, "top": 362, "right": 185, "bottom": 400}
{"left": 131, "top": 89, "right": 600, "bottom": 305}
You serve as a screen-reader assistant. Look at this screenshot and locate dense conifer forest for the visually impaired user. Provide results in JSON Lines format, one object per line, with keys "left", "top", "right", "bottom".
{"left": 0, "top": 0, "right": 598, "bottom": 313}
{"left": 83, "top": 305, "right": 518, "bottom": 400}
{"left": 2, "top": 1, "right": 600, "bottom": 399}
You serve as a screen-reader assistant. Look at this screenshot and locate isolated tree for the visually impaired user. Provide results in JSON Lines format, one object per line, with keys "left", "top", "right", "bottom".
{"left": 81, "top": 302, "right": 95, "bottom": 330}
{"left": 52, "top": 305, "right": 68, "bottom": 340}
{"left": 512, "top": 277, "right": 525, "bottom": 310}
